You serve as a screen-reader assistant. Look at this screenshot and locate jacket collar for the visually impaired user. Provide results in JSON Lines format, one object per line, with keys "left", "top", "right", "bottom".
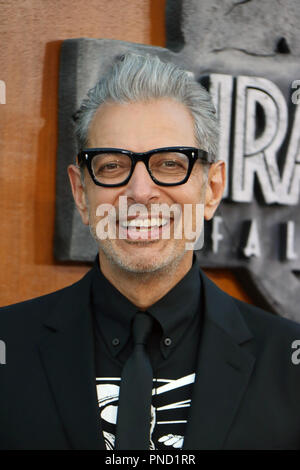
{"left": 38, "top": 265, "right": 256, "bottom": 450}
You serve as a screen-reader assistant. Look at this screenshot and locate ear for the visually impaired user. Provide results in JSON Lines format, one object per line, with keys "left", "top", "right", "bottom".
{"left": 204, "top": 161, "right": 226, "bottom": 220}
{"left": 67, "top": 164, "right": 89, "bottom": 225}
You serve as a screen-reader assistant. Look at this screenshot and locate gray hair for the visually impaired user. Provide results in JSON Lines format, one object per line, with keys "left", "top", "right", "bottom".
{"left": 74, "top": 52, "right": 219, "bottom": 160}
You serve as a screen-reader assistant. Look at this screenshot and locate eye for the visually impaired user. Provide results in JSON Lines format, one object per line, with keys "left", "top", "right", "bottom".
{"left": 99, "top": 162, "right": 120, "bottom": 171}
{"left": 92, "top": 154, "right": 131, "bottom": 174}
{"left": 91, "top": 152, "right": 132, "bottom": 183}
{"left": 149, "top": 152, "right": 189, "bottom": 173}
{"left": 162, "top": 160, "right": 184, "bottom": 168}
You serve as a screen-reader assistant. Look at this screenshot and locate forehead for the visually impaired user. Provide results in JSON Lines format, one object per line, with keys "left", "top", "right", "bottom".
{"left": 87, "top": 98, "right": 197, "bottom": 151}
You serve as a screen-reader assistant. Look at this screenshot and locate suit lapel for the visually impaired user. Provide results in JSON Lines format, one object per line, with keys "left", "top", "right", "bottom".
{"left": 183, "top": 271, "right": 256, "bottom": 450}
{"left": 38, "top": 269, "right": 105, "bottom": 450}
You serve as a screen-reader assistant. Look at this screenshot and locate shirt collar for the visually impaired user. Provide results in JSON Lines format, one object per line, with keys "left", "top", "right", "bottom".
{"left": 92, "top": 254, "right": 201, "bottom": 359}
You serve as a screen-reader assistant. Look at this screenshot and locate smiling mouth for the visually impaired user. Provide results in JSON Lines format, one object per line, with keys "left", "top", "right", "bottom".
{"left": 117, "top": 217, "right": 172, "bottom": 241}
{"left": 119, "top": 217, "right": 169, "bottom": 230}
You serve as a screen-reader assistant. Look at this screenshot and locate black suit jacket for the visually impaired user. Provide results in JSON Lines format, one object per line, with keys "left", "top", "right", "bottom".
{"left": 1, "top": 266, "right": 300, "bottom": 450}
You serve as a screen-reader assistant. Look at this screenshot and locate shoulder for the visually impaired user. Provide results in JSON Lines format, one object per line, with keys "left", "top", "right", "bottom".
{"left": 200, "top": 267, "right": 300, "bottom": 344}
{"left": 233, "top": 297, "right": 300, "bottom": 338}
{"left": 230, "top": 293, "right": 300, "bottom": 362}
{"left": 0, "top": 268, "right": 93, "bottom": 331}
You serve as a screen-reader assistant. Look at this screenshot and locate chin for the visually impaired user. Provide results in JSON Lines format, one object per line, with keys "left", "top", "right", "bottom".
{"left": 98, "top": 239, "right": 187, "bottom": 275}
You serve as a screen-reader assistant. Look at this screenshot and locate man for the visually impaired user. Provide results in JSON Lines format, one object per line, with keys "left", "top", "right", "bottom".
{"left": 1, "top": 52, "right": 300, "bottom": 450}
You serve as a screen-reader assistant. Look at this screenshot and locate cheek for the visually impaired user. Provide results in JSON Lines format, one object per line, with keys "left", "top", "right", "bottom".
{"left": 86, "top": 187, "right": 121, "bottom": 210}
{"left": 190, "top": 175, "right": 206, "bottom": 201}
{"left": 168, "top": 181, "right": 203, "bottom": 205}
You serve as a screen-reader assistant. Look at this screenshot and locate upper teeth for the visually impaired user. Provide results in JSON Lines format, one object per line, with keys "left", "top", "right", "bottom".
{"left": 120, "top": 217, "right": 169, "bottom": 228}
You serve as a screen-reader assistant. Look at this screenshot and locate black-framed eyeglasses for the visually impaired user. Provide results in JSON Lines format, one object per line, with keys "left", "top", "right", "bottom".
{"left": 77, "top": 146, "right": 214, "bottom": 187}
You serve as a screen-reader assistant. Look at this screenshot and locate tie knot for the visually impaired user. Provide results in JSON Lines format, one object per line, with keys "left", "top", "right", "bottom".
{"left": 132, "top": 312, "right": 153, "bottom": 346}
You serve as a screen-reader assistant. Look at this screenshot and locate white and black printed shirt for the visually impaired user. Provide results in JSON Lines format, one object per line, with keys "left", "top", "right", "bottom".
{"left": 91, "top": 254, "right": 202, "bottom": 450}
{"left": 95, "top": 373, "right": 196, "bottom": 450}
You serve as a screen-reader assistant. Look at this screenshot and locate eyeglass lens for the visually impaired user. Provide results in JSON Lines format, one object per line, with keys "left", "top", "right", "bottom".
{"left": 91, "top": 151, "right": 190, "bottom": 185}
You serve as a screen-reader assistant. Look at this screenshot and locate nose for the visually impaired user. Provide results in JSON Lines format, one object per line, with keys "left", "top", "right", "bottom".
{"left": 123, "top": 161, "right": 161, "bottom": 204}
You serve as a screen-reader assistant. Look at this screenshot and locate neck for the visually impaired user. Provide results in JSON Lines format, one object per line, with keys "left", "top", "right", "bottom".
{"left": 98, "top": 251, "right": 193, "bottom": 310}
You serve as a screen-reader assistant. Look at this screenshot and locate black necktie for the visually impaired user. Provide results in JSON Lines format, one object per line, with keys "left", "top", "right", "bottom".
{"left": 115, "top": 312, "right": 153, "bottom": 450}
